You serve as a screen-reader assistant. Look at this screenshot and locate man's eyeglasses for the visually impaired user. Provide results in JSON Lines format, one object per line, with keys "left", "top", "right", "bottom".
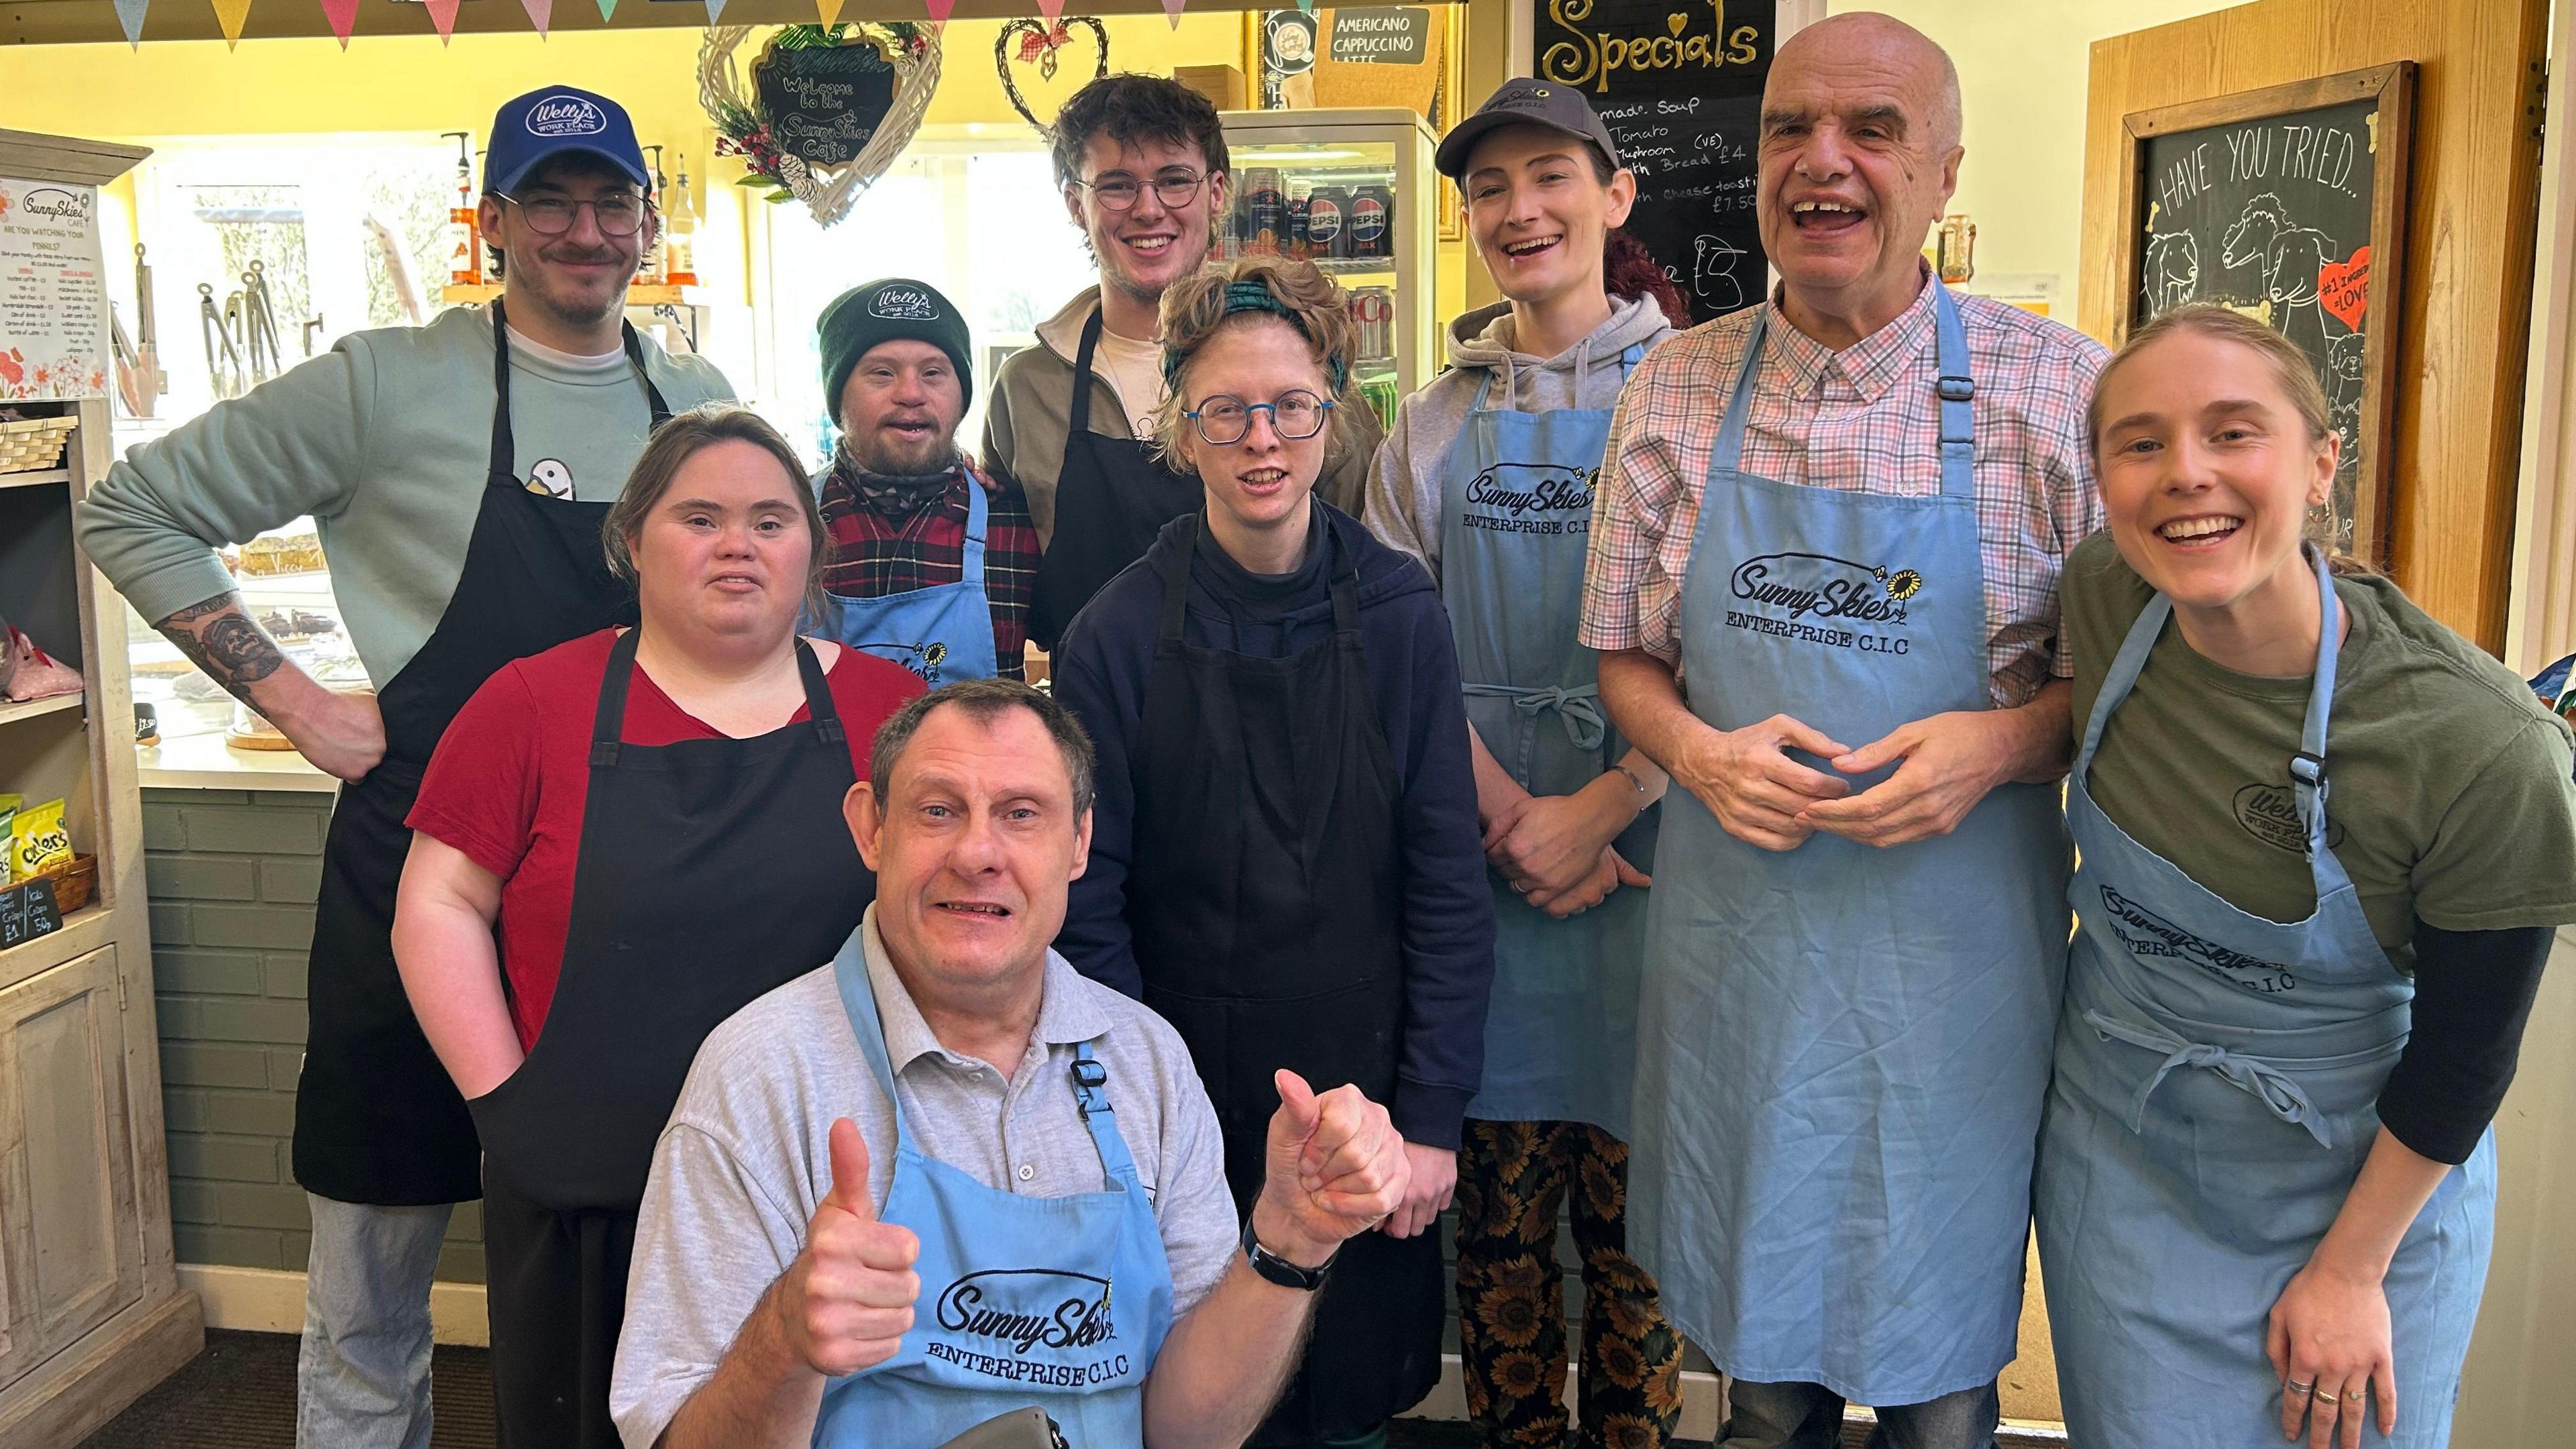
{"left": 1184, "top": 390, "right": 1334, "bottom": 446}
{"left": 494, "top": 192, "right": 651, "bottom": 237}
{"left": 1075, "top": 170, "right": 1209, "bottom": 213}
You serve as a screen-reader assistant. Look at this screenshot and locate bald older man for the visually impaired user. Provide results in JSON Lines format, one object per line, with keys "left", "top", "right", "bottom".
{"left": 1583, "top": 15, "right": 2105, "bottom": 1448}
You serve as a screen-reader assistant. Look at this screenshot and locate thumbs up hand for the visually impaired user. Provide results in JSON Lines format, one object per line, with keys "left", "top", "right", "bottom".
{"left": 1249, "top": 1071, "right": 1411, "bottom": 1271}
{"left": 773, "top": 1117, "right": 921, "bottom": 1377}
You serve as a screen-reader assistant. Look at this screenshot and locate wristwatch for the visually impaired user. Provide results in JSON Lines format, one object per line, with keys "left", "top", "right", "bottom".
{"left": 1240, "top": 1218, "right": 1332, "bottom": 1291}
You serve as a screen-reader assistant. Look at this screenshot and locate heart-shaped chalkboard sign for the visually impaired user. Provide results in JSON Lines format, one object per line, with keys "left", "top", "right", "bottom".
{"left": 753, "top": 38, "right": 899, "bottom": 170}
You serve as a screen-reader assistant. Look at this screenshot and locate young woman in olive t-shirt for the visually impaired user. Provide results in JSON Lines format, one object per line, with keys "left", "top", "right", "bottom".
{"left": 2033, "top": 304, "right": 2576, "bottom": 1449}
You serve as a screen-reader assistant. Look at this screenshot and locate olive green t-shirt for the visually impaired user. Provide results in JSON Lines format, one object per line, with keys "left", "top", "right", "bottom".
{"left": 2063, "top": 531, "right": 2576, "bottom": 971}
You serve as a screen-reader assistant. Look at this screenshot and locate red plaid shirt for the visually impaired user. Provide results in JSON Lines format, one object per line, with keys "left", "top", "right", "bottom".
{"left": 819, "top": 468, "right": 1040, "bottom": 681}
{"left": 1578, "top": 276, "right": 2108, "bottom": 706}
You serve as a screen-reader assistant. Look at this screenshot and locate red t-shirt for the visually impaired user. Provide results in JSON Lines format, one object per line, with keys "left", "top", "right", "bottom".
{"left": 407, "top": 628, "right": 924, "bottom": 1049}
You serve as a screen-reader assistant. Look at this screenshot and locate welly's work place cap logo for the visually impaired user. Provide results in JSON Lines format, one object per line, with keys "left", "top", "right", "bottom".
{"left": 528, "top": 95, "right": 609, "bottom": 137}
{"left": 871, "top": 286, "right": 941, "bottom": 321}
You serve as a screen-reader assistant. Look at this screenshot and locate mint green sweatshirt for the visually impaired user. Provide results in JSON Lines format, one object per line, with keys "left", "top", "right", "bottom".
{"left": 76, "top": 305, "right": 733, "bottom": 687}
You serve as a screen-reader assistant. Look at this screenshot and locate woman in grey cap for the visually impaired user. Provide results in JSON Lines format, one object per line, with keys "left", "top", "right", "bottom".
{"left": 1362, "top": 77, "right": 1693, "bottom": 1449}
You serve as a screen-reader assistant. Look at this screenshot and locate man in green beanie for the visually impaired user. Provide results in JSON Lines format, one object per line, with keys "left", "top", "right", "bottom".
{"left": 812, "top": 278, "right": 1038, "bottom": 682}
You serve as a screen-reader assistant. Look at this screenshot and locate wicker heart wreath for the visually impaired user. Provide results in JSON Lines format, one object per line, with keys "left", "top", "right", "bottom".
{"left": 996, "top": 17, "right": 1110, "bottom": 137}
{"left": 700, "top": 22, "right": 943, "bottom": 228}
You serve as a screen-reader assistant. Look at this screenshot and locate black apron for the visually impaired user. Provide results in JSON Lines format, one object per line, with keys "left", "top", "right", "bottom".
{"left": 1126, "top": 517, "right": 1444, "bottom": 1441}
{"left": 1026, "top": 307, "right": 1203, "bottom": 651}
{"left": 474, "top": 627, "right": 872, "bottom": 1449}
{"left": 292, "top": 303, "right": 671, "bottom": 1207}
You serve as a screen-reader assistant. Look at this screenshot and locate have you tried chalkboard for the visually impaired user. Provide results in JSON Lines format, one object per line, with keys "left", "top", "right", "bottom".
{"left": 1529, "top": 0, "right": 1771, "bottom": 326}
{"left": 2117, "top": 62, "right": 2416, "bottom": 560}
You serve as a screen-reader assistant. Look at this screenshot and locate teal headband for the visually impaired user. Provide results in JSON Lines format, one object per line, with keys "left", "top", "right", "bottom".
{"left": 1162, "top": 280, "right": 1351, "bottom": 395}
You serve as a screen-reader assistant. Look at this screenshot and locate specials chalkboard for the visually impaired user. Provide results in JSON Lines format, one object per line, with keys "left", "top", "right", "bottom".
{"left": 2126, "top": 64, "right": 2414, "bottom": 557}
{"left": 753, "top": 39, "right": 899, "bottom": 170}
{"left": 1530, "top": 0, "right": 1772, "bottom": 325}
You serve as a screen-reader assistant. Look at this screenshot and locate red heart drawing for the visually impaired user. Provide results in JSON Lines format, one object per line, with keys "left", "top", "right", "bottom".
{"left": 2318, "top": 246, "right": 2371, "bottom": 332}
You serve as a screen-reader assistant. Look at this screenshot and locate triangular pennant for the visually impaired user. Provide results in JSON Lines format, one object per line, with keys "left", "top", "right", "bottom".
{"left": 318, "top": 0, "right": 358, "bottom": 46}
{"left": 594, "top": 0, "right": 615, "bottom": 19}
{"left": 112, "top": 0, "right": 149, "bottom": 46}
{"left": 520, "top": 0, "right": 551, "bottom": 33}
{"left": 702, "top": 0, "right": 727, "bottom": 23}
{"left": 1161, "top": 0, "right": 1182, "bottom": 25}
{"left": 923, "top": 0, "right": 955, "bottom": 20}
{"left": 1294, "top": 0, "right": 1313, "bottom": 13}
{"left": 423, "top": 0, "right": 461, "bottom": 40}
{"left": 211, "top": 0, "right": 250, "bottom": 46}
{"left": 1035, "top": 0, "right": 1064, "bottom": 21}
{"left": 814, "top": 0, "right": 843, "bottom": 24}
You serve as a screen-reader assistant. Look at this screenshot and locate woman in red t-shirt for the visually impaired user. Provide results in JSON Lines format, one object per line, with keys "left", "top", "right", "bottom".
{"left": 392, "top": 407, "right": 922, "bottom": 1449}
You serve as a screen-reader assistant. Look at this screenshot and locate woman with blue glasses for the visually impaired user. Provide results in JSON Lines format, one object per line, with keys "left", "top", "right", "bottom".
{"left": 1050, "top": 256, "right": 1494, "bottom": 1449}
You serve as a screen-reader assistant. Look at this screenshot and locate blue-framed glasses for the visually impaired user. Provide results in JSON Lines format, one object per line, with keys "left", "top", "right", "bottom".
{"left": 1183, "top": 390, "right": 1334, "bottom": 445}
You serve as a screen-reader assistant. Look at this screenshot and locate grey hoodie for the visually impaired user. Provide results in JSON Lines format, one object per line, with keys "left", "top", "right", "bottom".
{"left": 1361, "top": 294, "right": 1675, "bottom": 586}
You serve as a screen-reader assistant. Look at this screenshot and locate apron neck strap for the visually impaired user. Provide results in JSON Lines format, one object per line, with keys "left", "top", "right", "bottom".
{"left": 1070, "top": 306, "right": 1108, "bottom": 437}
{"left": 590, "top": 628, "right": 843, "bottom": 767}
{"left": 830, "top": 929, "right": 918, "bottom": 1153}
{"left": 1069, "top": 1040, "right": 1146, "bottom": 1183}
{"left": 959, "top": 470, "right": 989, "bottom": 586}
{"left": 1931, "top": 283, "right": 1976, "bottom": 502}
{"left": 1713, "top": 309, "right": 1770, "bottom": 472}
{"left": 487, "top": 298, "right": 676, "bottom": 493}
{"left": 1157, "top": 511, "right": 1360, "bottom": 643}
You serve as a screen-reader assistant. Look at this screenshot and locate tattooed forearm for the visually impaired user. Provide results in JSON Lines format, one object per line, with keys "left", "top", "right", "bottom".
{"left": 156, "top": 591, "right": 288, "bottom": 700}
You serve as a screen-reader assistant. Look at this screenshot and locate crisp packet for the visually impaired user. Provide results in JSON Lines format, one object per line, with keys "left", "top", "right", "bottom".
{"left": 8, "top": 799, "right": 71, "bottom": 883}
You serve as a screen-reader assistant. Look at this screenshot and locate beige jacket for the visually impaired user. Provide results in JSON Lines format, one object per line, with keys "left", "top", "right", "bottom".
{"left": 982, "top": 286, "right": 1380, "bottom": 547}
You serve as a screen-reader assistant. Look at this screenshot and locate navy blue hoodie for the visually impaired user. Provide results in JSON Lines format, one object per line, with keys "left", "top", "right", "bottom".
{"left": 1051, "top": 503, "right": 1495, "bottom": 1150}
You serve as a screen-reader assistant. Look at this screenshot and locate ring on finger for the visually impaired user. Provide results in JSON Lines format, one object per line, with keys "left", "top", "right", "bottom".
{"left": 2342, "top": 1389, "right": 2366, "bottom": 1402}
{"left": 2286, "top": 1380, "right": 2315, "bottom": 1396}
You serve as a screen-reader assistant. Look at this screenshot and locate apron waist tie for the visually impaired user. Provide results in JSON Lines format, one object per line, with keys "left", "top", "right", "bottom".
{"left": 1463, "top": 682, "right": 1607, "bottom": 753}
{"left": 2083, "top": 1008, "right": 2335, "bottom": 1150}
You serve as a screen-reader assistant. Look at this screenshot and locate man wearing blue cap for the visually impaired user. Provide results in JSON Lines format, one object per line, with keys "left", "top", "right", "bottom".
{"left": 79, "top": 85, "right": 730, "bottom": 1449}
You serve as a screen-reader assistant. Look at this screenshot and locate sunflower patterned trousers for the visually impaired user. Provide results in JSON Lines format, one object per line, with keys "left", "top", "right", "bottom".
{"left": 1454, "top": 1118, "right": 1684, "bottom": 1449}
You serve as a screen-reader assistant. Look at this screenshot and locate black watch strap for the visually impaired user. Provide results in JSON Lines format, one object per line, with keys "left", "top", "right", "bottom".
{"left": 1240, "top": 1218, "right": 1331, "bottom": 1291}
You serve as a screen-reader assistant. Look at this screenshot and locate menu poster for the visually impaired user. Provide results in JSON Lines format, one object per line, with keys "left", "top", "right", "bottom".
{"left": 1529, "top": 0, "right": 1774, "bottom": 325}
{"left": 0, "top": 176, "right": 109, "bottom": 401}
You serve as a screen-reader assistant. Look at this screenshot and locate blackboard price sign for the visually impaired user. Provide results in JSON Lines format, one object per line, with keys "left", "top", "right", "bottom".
{"left": 1528, "top": 0, "right": 1772, "bottom": 325}
{"left": 0, "top": 875, "right": 62, "bottom": 952}
{"left": 754, "top": 40, "right": 899, "bottom": 170}
{"left": 2122, "top": 62, "right": 2414, "bottom": 559}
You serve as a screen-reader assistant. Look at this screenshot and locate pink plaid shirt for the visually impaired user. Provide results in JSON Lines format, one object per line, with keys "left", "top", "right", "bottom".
{"left": 1578, "top": 277, "right": 2107, "bottom": 707}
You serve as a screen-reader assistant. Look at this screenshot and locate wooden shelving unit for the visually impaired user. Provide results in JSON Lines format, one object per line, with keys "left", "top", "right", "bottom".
{"left": 0, "top": 129, "right": 203, "bottom": 1448}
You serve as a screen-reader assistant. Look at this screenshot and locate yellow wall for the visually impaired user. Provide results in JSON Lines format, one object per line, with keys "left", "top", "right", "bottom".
{"left": 1823, "top": 0, "right": 2242, "bottom": 312}
{"left": 0, "top": 18, "right": 1470, "bottom": 328}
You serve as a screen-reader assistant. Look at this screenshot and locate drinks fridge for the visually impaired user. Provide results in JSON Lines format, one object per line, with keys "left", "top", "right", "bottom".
{"left": 1218, "top": 107, "right": 1439, "bottom": 417}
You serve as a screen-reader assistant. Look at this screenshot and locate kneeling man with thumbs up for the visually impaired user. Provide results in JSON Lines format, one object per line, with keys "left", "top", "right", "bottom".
{"left": 610, "top": 678, "right": 1412, "bottom": 1449}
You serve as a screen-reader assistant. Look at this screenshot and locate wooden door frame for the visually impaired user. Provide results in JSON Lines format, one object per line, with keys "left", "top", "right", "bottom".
{"left": 2078, "top": 0, "right": 2551, "bottom": 651}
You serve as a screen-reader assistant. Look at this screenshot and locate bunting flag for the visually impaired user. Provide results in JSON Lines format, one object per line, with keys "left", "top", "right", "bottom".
{"left": 924, "top": 0, "right": 955, "bottom": 21}
{"left": 1162, "top": 0, "right": 1183, "bottom": 26}
{"left": 594, "top": 0, "right": 616, "bottom": 20}
{"left": 319, "top": 0, "right": 360, "bottom": 46}
{"left": 520, "top": 0, "right": 552, "bottom": 34}
{"left": 1294, "top": 0, "right": 1314, "bottom": 12}
{"left": 1035, "top": 0, "right": 1065, "bottom": 23}
{"left": 814, "top": 0, "right": 843, "bottom": 25}
{"left": 703, "top": 0, "right": 727, "bottom": 23}
{"left": 112, "top": 0, "right": 148, "bottom": 46}
{"left": 211, "top": 0, "right": 252, "bottom": 45}
{"left": 423, "top": 0, "right": 462, "bottom": 41}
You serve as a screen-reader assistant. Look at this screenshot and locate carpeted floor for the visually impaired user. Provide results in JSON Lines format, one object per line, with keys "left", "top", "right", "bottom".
{"left": 71, "top": 1330, "right": 1489, "bottom": 1448}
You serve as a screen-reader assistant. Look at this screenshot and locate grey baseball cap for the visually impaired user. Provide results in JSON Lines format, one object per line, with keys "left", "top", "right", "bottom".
{"left": 1436, "top": 77, "right": 1623, "bottom": 180}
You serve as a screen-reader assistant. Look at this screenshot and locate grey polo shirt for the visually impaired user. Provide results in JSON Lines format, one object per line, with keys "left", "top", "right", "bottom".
{"left": 610, "top": 913, "right": 1239, "bottom": 1449}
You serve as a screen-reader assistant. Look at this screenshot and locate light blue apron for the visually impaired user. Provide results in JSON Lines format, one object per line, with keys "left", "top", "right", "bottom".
{"left": 1627, "top": 284, "right": 2071, "bottom": 1403}
{"left": 814, "top": 930, "right": 1177, "bottom": 1448}
{"left": 2033, "top": 549, "right": 2496, "bottom": 1448}
{"left": 1438, "top": 344, "right": 1658, "bottom": 1136}
{"left": 811, "top": 479, "right": 1003, "bottom": 686}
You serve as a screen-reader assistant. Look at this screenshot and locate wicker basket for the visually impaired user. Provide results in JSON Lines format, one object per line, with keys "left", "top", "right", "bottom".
{"left": 32, "top": 853, "right": 97, "bottom": 914}
{"left": 0, "top": 415, "right": 80, "bottom": 475}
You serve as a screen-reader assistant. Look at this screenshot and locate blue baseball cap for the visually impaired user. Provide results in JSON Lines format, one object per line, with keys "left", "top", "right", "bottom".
{"left": 484, "top": 86, "right": 650, "bottom": 197}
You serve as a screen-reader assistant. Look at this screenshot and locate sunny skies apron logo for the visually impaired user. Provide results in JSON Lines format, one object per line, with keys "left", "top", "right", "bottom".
{"left": 2099, "top": 885, "right": 2299, "bottom": 994}
{"left": 1724, "top": 551, "right": 1923, "bottom": 656}
{"left": 923, "top": 1268, "right": 1133, "bottom": 1387}
{"left": 1463, "top": 462, "right": 1595, "bottom": 537}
